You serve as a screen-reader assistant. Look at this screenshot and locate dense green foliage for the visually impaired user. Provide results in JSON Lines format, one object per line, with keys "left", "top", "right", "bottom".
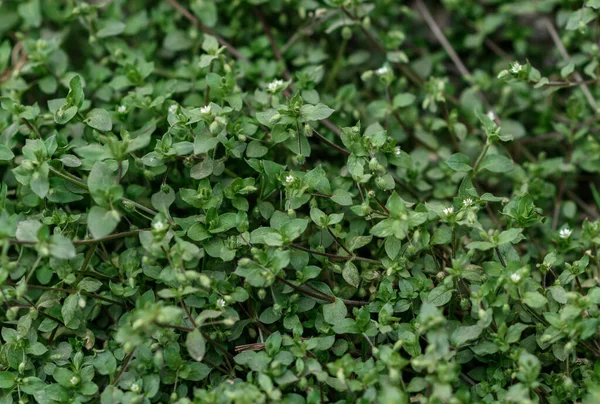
{"left": 4, "top": 0, "right": 600, "bottom": 402}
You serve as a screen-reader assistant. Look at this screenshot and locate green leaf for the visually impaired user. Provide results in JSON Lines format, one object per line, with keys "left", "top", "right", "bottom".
{"left": 301, "top": 103, "right": 335, "bottom": 121}
{"left": 49, "top": 234, "right": 76, "bottom": 260}
{"left": 88, "top": 206, "right": 120, "bottom": 239}
{"left": 97, "top": 20, "right": 126, "bottom": 37}
{"left": 0, "top": 371, "right": 16, "bottom": 389}
{"left": 561, "top": 62, "right": 575, "bottom": 78}
{"left": 523, "top": 291, "right": 548, "bottom": 309}
{"left": 392, "top": 93, "right": 415, "bottom": 108}
{"left": 61, "top": 294, "right": 80, "bottom": 329}
{"left": 446, "top": 153, "right": 472, "bottom": 172}
{"left": 85, "top": 108, "right": 113, "bottom": 132}
{"left": 66, "top": 75, "right": 84, "bottom": 108}
{"left": 331, "top": 189, "right": 353, "bottom": 206}
{"left": 186, "top": 329, "right": 206, "bottom": 362}
{"left": 566, "top": 8, "right": 596, "bottom": 30}
{"left": 428, "top": 285, "right": 453, "bottom": 306}
{"left": 0, "top": 144, "right": 14, "bottom": 161}
{"left": 479, "top": 154, "right": 514, "bottom": 173}
{"left": 451, "top": 325, "right": 483, "bottom": 347}
{"left": 506, "top": 323, "right": 529, "bottom": 344}
{"left": 54, "top": 105, "right": 78, "bottom": 124}
{"left": 498, "top": 228, "right": 522, "bottom": 245}
{"left": 323, "top": 298, "right": 347, "bottom": 326}
{"left": 342, "top": 261, "right": 360, "bottom": 288}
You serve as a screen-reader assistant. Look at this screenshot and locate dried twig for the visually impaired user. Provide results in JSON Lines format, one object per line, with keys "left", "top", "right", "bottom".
{"left": 165, "top": 0, "right": 247, "bottom": 60}
{"left": 543, "top": 17, "right": 598, "bottom": 112}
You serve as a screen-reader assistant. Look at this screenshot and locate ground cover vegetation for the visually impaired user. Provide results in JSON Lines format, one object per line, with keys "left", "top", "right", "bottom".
{"left": 3, "top": 0, "right": 600, "bottom": 403}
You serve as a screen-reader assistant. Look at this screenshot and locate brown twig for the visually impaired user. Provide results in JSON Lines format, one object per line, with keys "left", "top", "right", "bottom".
{"left": 311, "top": 128, "right": 350, "bottom": 155}
{"left": 414, "top": 0, "right": 497, "bottom": 122}
{"left": 254, "top": 7, "right": 291, "bottom": 81}
{"left": 0, "top": 41, "right": 26, "bottom": 83}
{"left": 8, "top": 229, "right": 148, "bottom": 246}
{"left": 543, "top": 17, "right": 598, "bottom": 112}
{"left": 165, "top": 0, "right": 247, "bottom": 61}
{"left": 111, "top": 349, "right": 136, "bottom": 386}
{"left": 290, "top": 243, "right": 380, "bottom": 264}
{"left": 552, "top": 146, "right": 572, "bottom": 231}
{"left": 277, "top": 276, "right": 368, "bottom": 307}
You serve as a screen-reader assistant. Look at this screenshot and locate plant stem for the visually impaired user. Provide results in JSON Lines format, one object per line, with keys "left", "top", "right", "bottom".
{"left": 472, "top": 142, "right": 491, "bottom": 176}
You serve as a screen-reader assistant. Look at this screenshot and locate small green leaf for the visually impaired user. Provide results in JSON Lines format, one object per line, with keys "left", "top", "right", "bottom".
{"left": 186, "top": 329, "right": 206, "bottom": 361}
{"left": 0, "top": 371, "right": 16, "bottom": 389}
{"left": 523, "top": 291, "right": 548, "bottom": 309}
{"left": 446, "top": 153, "right": 472, "bottom": 172}
{"left": 85, "top": 108, "right": 113, "bottom": 132}
{"left": 392, "top": 93, "right": 415, "bottom": 108}
{"left": 97, "top": 20, "right": 126, "bottom": 37}
{"left": 88, "top": 206, "right": 120, "bottom": 239}
{"left": 301, "top": 103, "right": 335, "bottom": 121}
{"left": 49, "top": 234, "right": 76, "bottom": 260}
{"left": 479, "top": 154, "right": 514, "bottom": 173}
{"left": 0, "top": 144, "right": 14, "bottom": 161}
{"left": 342, "top": 261, "right": 360, "bottom": 288}
{"left": 323, "top": 298, "right": 347, "bottom": 326}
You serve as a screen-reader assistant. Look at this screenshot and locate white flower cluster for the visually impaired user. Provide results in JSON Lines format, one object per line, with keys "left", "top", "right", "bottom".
{"left": 510, "top": 62, "right": 522, "bottom": 74}
{"left": 201, "top": 105, "right": 212, "bottom": 114}
{"left": 268, "top": 79, "right": 285, "bottom": 92}
{"left": 375, "top": 66, "right": 389, "bottom": 75}
{"left": 559, "top": 228, "right": 572, "bottom": 239}
{"left": 462, "top": 198, "right": 473, "bottom": 207}
{"left": 443, "top": 207, "right": 454, "bottom": 216}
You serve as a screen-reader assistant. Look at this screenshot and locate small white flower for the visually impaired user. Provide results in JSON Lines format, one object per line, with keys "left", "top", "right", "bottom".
{"left": 268, "top": 79, "right": 284, "bottom": 92}
{"left": 217, "top": 298, "right": 226, "bottom": 307}
{"left": 510, "top": 273, "right": 521, "bottom": 283}
{"left": 169, "top": 104, "right": 178, "bottom": 114}
{"left": 153, "top": 221, "right": 166, "bottom": 231}
{"left": 462, "top": 198, "right": 473, "bottom": 207}
{"left": 510, "top": 62, "right": 522, "bottom": 74}
{"left": 70, "top": 376, "right": 79, "bottom": 386}
{"left": 200, "top": 105, "right": 211, "bottom": 114}
{"left": 375, "top": 66, "right": 389, "bottom": 75}
{"left": 118, "top": 105, "right": 126, "bottom": 113}
{"left": 394, "top": 146, "right": 402, "bottom": 156}
{"left": 559, "top": 228, "right": 572, "bottom": 239}
{"left": 131, "top": 383, "right": 140, "bottom": 393}
{"left": 285, "top": 174, "right": 294, "bottom": 183}
{"left": 487, "top": 111, "right": 495, "bottom": 121}
{"left": 443, "top": 207, "right": 454, "bottom": 216}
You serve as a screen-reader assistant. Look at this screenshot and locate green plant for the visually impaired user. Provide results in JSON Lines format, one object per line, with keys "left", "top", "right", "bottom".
{"left": 3, "top": 0, "right": 600, "bottom": 402}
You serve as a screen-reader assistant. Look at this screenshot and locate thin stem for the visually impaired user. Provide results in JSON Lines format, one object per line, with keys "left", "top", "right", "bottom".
{"left": 48, "top": 166, "right": 159, "bottom": 217}
{"left": 472, "top": 142, "right": 491, "bottom": 176}
{"left": 111, "top": 349, "right": 136, "bottom": 386}
{"left": 290, "top": 243, "right": 380, "bottom": 264}
{"left": 164, "top": 0, "right": 247, "bottom": 61}
{"left": 10, "top": 282, "right": 126, "bottom": 306}
{"left": 9, "top": 229, "right": 147, "bottom": 246}
{"left": 327, "top": 228, "right": 353, "bottom": 256}
{"left": 311, "top": 128, "right": 350, "bottom": 155}
{"left": 22, "top": 118, "right": 41, "bottom": 138}
{"left": 277, "top": 276, "right": 368, "bottom": 307}
{"left": 73, "top": 244, "right": 97, "bottom": 288}
{"left": 543, "top": 17, "right": 598, "bottom": 112}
